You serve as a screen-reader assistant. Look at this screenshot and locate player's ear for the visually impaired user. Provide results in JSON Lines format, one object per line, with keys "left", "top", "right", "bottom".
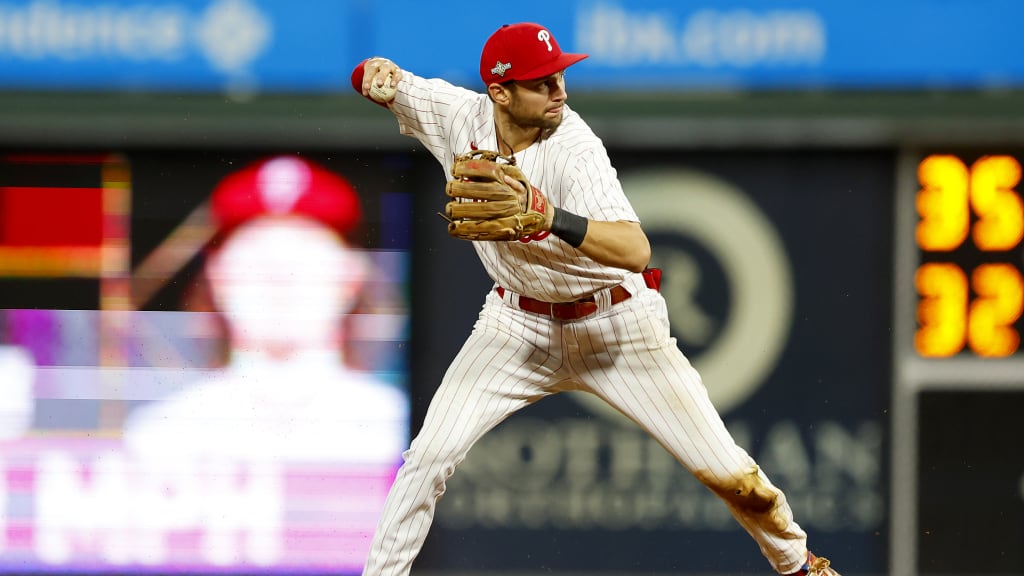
{"left": 487, "top": 83, "right": 511, "bottom": 105}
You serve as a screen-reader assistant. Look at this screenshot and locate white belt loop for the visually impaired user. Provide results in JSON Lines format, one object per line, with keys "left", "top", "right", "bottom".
{"left": 594, "top": 285, "right": 614, "bottom": 312}
{"left": 499, "top": 286, "right": 520, "bottom": 309}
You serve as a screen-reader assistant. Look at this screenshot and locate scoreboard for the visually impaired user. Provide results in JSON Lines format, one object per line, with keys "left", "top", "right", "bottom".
{"left": 893, "top": 150, "right": 1024, "bottom": 575}
{"left": 914, "top": 153, "right": 1023, "bottom": 358}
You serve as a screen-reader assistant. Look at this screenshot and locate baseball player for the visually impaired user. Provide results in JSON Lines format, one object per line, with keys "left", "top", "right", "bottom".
{"left": 351, "top": 23, "right": 840, "bottom": 576}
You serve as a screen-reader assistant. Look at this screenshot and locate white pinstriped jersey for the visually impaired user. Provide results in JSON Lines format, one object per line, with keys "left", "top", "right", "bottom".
{"left": 388, "top": 72, "right": 639, "bottom": 302}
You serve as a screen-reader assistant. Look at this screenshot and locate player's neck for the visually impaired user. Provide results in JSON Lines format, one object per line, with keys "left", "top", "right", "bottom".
{"left": 494, "top": 114, "right": 540, "bottom": 157}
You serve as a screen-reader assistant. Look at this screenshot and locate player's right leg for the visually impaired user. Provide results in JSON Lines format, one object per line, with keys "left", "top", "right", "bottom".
{"left": 363, "top": 295, "right": 562, "bottom": 576}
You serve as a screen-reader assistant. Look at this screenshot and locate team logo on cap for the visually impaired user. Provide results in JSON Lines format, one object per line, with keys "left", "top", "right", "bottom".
{"left": 537, "top": 29, "right": 553, "bottom": 51}
{"left": 490, "top": 60, "right": 512, "bottom": 77}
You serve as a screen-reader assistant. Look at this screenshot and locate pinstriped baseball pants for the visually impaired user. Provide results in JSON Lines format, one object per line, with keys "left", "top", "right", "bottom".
{"left": 363, "top": 277, "right": 809, "bottom": 576}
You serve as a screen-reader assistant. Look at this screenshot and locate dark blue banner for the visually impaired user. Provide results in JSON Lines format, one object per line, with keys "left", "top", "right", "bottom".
{"left": 413, "top": 149, "right": 894, "bottom": 574}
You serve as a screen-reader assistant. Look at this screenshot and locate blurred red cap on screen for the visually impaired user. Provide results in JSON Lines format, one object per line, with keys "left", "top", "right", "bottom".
{"left": 210, "top": 156, "right": 362, "bottom": 240}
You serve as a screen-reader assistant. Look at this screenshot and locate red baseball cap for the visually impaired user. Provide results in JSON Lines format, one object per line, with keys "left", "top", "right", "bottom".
{"left": 210, "top": 155, "right": 362, "bottom": 240}
{"left": 479, "top": 23, "right": 588, "bottom": 85}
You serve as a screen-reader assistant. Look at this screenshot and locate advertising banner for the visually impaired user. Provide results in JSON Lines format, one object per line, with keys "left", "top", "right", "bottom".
{"left": 0, "top": 0, "right": 1019, "bottom": 93}
{"left": 413, "top": 149, "right": 895, "bottom": 574}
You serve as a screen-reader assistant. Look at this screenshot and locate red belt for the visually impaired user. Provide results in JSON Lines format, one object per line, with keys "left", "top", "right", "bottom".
{"left": 496, "top": 269, "right": 662, "bottom": 321}
{"left": 496, "top": 285, "right": 632, "bottom": 320}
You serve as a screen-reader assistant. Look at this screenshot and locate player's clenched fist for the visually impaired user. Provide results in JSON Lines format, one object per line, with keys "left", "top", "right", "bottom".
{"left": 361, "top": 57, "right": 402, "bottom": 103}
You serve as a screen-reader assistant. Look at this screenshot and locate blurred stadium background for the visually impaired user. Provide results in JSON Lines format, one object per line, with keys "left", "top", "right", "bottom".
{"left": 1, "top": 1, "right": 1022, "bottom": 575}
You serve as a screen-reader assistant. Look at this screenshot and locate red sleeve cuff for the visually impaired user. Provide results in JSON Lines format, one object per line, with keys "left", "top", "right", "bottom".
{"left": 350, "top": 59, "right": 369, "bottom": 94}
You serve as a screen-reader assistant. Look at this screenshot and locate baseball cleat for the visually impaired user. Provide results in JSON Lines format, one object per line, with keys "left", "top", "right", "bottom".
{"left": 790, "top": 551, "right": 840, "bottom": 575}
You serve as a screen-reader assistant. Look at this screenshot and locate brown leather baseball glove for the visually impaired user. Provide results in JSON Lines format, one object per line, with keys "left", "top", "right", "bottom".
{"left": 444, "top": 150, "right": 549, "bottom": 241}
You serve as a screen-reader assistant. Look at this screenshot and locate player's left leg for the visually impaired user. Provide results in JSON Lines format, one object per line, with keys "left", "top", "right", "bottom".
{"left": 567, "top": 289, "right": 812, "bottom": 575}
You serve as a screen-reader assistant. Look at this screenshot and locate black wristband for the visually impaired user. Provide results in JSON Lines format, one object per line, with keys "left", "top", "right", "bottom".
{"left": 550, "top": 207, "right": 588, "bottom": 248}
